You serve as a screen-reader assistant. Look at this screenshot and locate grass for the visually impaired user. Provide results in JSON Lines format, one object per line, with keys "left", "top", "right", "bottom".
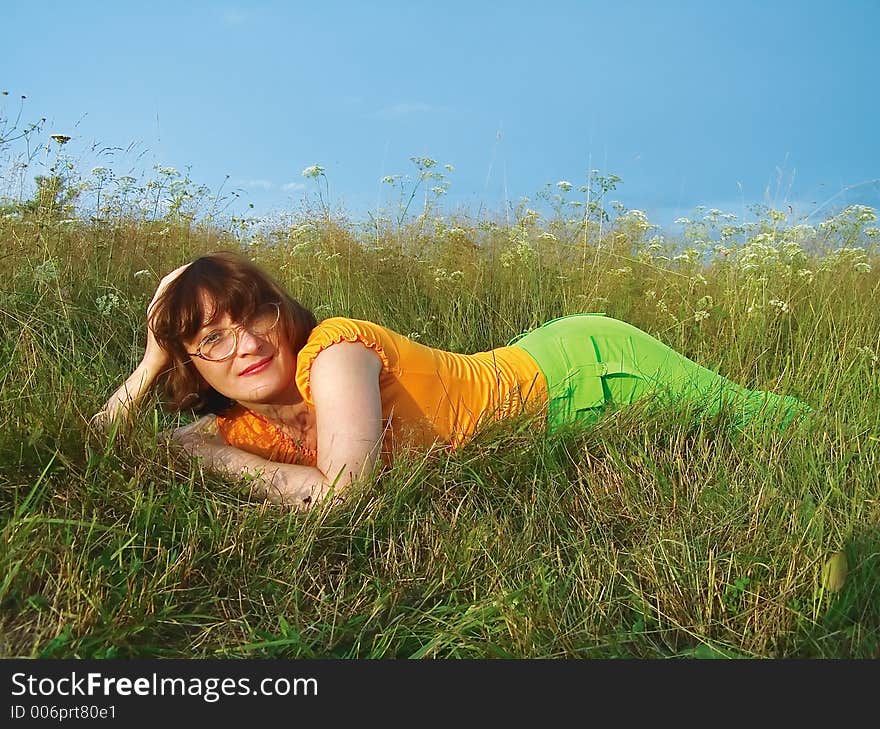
{"left": 0, "top": 196, "right": 878, "bottom": 658}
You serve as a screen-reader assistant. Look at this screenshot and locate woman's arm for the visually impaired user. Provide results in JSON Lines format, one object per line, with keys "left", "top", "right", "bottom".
{"left": 93, "top": 263, "right": 191, "bottom": 427}
{"left": 173, "top": 341, "right": 385, "bottom": 511}
{"left": 95, "top": 358, "right": 166, "bottom": 427}
{"left": 173, "top": 425, "right": 335, "bottom": 509}
{"left": 310, "top": 340, "right": 385, "bottom": 493}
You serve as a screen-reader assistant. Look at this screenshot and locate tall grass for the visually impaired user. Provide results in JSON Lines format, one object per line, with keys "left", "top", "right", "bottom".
{"left": 0, "top": 195, "right": 878, "bottom": 658}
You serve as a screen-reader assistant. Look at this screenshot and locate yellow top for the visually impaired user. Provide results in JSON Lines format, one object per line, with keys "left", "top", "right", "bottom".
{"left": 216, "top": 317, "right": 548, "bottom": 464}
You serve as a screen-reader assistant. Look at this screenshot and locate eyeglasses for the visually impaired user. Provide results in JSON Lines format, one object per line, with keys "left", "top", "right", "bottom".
{"left": 187, "top": 302, "right": 281, "bottom": 362}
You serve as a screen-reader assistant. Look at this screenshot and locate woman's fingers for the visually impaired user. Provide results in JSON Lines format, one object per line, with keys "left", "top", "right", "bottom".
{"left": 90, "top": 404, "right": 125, "bottom": 431}
{"left": 89, "top": 409, "right": 113, "bottom": 430}
{"left": 147, "top": 262, "right": 193, "bottom": 316}
{"left": 143, "top": 261, "right": 193, "bottom": 367}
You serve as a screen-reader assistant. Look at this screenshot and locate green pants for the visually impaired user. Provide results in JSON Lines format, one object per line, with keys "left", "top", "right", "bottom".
{"left": 509, "top": 313, "right": 814, "bottom": 432}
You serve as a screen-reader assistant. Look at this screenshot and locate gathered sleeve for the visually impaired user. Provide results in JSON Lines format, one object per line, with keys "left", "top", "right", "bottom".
{"left": 294, "top": 317, "right": 394, "bottom": 406}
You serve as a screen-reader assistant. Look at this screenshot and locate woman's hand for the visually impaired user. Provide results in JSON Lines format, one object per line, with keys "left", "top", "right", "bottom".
{"left": 93, "top": 262, "right": 192, "bottom": 429}
{"left": 143, "top": 262, "right": 191, "bottom": 371}
{"left": 166, "top": 414, "right": 219, "bottom": 448}
{"left": 263, "top": 473, "right": 344, "bottom": 512}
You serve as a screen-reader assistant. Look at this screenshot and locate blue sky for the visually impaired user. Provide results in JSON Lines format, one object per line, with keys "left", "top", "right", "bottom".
{"left": 3, "top": 0, "right": 879, "bottom": 228}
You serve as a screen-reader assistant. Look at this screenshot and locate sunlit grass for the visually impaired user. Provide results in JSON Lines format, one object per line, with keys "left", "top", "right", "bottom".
{"left": 0, "top": 194, "right": 878, "bottom": 658}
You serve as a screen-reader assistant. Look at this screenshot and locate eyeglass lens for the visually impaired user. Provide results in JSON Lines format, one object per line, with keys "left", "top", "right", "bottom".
{"left": 200, "top": 303, "right": 280, "bottom": 361}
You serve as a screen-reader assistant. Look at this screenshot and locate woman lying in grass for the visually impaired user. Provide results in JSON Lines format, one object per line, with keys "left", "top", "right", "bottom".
{"left": 97, "top": 252, "right": 814, "bottom": 510}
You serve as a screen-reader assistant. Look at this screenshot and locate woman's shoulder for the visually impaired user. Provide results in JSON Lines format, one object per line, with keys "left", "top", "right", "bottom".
{"left": 303, "top": 316, "right": 397, "bottom": 350}
{"left": 295, "top": 316, "right": 396, "bottom": 404}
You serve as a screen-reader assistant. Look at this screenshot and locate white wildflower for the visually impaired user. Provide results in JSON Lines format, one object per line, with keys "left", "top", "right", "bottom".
{"left": 856, "top": 346, "right": 878, "bottom": 365}
{"left": 768, "top": 299, "right": 789, "bottom": 314}
{"left": 720, "top": 225, "right": 740, "bottom": 240}
{"left": 96, "top": 292, "right": 120, "bottom": 316}
{"left": 302, "top": 164, "right": 325, "bottom": 179}
{"left": 522, "top": 209, "right": 541, "bottom": 224}
{"left": 411, "top": 156, "right": 436, "bottom": 170}
{"left": 432, "top": 267, "right": 464, "bottom": 284}
{"left": 750, "top": 232, "right": 775, "bottom": 245}
{"left": 556, "top": 180, "right": 573, "bottom": 192}
{"left": 381, "top": 175, "right": 397, "bottom": 184}
{"left": 693, "top": 310, "right": 710, "bottom": 322}
{"left": 797, "top": 269, "right": 815, "bottom": 284}
{"left": 621, "top": 209, "right": 655, "bottom": 231}
{"left": 854, "top": 262, "right": 872, "bottom": 273}
{"left": 783, "top": 224, "right": 816, "bottom": 242}
{"left": 854, "top": 206, "right": 877, "bottom": 223}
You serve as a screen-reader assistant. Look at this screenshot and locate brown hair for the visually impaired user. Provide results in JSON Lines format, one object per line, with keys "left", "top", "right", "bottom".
{"left": 150, "top": 251, "right": 316, "bottom": 414}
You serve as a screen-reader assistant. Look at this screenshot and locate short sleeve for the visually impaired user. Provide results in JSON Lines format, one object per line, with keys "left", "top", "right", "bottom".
{"left": 294, "top": 317, "right": 393, "bottom": 406}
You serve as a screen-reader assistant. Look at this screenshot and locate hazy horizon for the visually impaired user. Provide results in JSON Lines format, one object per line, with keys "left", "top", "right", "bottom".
{"left": 3, "top": 0, "right": 878, "bottom": 231}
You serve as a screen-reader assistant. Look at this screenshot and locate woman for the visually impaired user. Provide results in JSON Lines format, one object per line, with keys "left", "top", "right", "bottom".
{"left": 97, "top": 252, "right": 814, "bottom": 510}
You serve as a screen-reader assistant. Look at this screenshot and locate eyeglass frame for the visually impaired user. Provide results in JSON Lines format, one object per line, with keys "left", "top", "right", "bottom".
{"left": 185, "top": 302, "right": 282, "bottom": 362}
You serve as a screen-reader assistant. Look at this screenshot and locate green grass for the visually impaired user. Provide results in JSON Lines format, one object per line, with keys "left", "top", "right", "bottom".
{"left": 0, "top": 200, "right": 878, "bottom": 658}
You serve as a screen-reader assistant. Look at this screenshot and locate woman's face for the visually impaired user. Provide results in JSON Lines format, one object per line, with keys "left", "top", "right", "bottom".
{"left": 182, "top": 298, "right": 300, "bottom": 407}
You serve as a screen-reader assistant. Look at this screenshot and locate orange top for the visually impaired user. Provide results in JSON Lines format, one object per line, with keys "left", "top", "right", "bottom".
{"left": 216, "top": 317, "right": 548, "bottom": 465}
{"left": 215, "top": 402, "right": 317, "bottom": 466}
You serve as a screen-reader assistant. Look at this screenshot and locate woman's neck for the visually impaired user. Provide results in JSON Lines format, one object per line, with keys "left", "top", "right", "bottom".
{"left": 236, "top": 369, "right": 305, "bottom": 423}
{"left": 239, "top": 393, "right": 316, "bottom": 453}
{"left": 240, "top": 389, "right": 307, "bottom": 424}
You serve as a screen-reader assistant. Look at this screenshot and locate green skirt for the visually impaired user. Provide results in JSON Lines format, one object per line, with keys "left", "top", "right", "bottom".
{"left": 509, "top": 313, "right": 814, "bottom": 432}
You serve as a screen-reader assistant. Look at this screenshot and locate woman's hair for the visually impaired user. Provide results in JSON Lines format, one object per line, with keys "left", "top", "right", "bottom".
{"left": 150, "top": 251, "right": 316, "bottom": 415}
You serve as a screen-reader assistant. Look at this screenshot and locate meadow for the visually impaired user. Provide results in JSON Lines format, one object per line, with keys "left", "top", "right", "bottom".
{"left": 0, "top": 154, "right": 878, "bottom": 658}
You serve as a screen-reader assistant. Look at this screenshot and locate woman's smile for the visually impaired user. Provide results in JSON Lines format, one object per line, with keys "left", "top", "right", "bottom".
{"left": 239, "top": 355, "right": 274, "bottom": 376}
